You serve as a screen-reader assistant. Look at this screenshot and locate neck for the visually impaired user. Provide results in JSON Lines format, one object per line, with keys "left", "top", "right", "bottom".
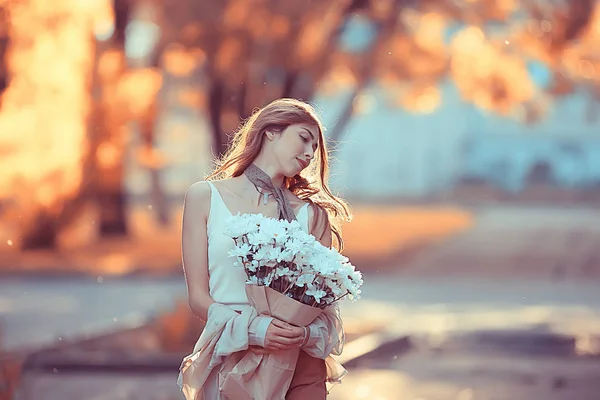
{"left": 250, "top": 157, "right": 285, "bottom": 189}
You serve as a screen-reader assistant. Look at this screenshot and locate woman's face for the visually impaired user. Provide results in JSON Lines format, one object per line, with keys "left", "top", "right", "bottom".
{"left": 270, "top": 123, "right": 320, "bottom": 177}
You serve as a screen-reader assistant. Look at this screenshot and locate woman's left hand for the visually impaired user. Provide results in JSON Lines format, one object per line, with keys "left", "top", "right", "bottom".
{"left": 264, "top": 319, "right": 306, "bottom": 351}
{"left": 277, "top": 321, "right": 306, "bottom": 346}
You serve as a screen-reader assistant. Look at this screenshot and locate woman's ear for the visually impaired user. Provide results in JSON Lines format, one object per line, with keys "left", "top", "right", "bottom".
{"left": 264, "top": 130, "right": 274, "bottom": 141}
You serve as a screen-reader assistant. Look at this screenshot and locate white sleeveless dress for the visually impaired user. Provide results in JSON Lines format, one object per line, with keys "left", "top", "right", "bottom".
{"left": 203, "top": 181, "right": 310, "bottom": 398}
{"left": 205, "top": 181, "right": 310, "bottom": 307}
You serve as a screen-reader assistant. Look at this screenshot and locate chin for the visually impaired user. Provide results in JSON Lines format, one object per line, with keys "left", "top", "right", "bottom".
{"left": 283, "top": 167, "right": 301, "bottom": 178}
{"left": 282, "top": 164, "right": 299, "bottom": 177}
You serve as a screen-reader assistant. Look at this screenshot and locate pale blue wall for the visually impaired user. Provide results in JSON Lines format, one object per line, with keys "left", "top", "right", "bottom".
{"left": 315, "top": 82, "right": 600, "bottom": 198}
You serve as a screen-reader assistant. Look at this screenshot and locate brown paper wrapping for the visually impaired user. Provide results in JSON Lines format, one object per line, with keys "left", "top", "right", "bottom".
{"left": 245, "top": 284, "right": 323, "bottom": 327}
{"left": 219, "top": 284, "right": 323, "bottom": 400}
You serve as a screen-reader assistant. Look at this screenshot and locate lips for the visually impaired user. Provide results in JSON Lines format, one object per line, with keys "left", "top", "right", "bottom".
{"left": 296, "top": 158, "right": 309, "bottom": 169}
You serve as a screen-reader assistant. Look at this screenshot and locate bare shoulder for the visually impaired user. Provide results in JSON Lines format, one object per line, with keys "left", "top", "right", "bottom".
{"left": 183, "top": 181, "right": 212, "bottom": 216}
{"left": 209, "top": 176, "right": 245, "bottom": 194}
{"left": 185, "top": 181, "right": 212, "bottom": 201}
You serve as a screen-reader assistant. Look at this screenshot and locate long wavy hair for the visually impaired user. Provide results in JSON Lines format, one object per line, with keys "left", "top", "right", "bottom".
{"left": 206, "top": 98, "right": 352, "bottom": 250}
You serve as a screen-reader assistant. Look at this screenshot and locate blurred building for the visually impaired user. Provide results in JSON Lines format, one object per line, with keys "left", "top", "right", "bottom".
{"left": 316, "top": 83, "right": 600, "bottom": 200}
{"left": 120, "top": 8, "right": 600, "bottom": 203}
{"left": 122, "top": 81, "right": 600, "bottom": 203}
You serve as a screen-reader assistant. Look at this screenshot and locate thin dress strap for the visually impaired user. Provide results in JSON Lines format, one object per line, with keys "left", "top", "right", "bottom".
{"left": 205, "top": 181, "right": 231, "bottom": 230}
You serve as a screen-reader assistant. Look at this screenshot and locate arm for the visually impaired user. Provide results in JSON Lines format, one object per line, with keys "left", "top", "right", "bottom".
{"left": 181, "top": 182, "right": 215, "bottom": 322}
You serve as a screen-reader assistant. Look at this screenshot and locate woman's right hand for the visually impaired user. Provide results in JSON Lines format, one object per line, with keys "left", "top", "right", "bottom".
{"left": 263, "top": 319, "right": 305, "bottom": 351}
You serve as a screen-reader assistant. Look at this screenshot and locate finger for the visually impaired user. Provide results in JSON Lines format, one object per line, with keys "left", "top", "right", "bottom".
{"left": 288, "top": 327, "right": 304, "bottom": 336}
{"left": 271, "top": 326, "right": 302, "bottom": 339}
{"left": 267, "top": 340, "right": 297, "bottom": 351}
{"left": 272, "top": 335, "right": 304, "bottom": 346}
{"left": 271, "top": 319, "right": 304, "bottom": 333}
{"left": 273, "top": 321, "right": 304, "bottom": 336}
{"left": 281, "top": 327, "right": 304, "bottom": 338}
{"left": 271, "top": 319, "right": 294, "bottom": 330}
{"left": 276, "top": 341, "right": 302, "bottom": 351}
{"left": 277, "top": 321, "right": 301, "bottom": 333}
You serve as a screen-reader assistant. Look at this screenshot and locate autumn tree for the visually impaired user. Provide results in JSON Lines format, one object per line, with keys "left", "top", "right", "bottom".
{"left": 156, "top": 0, "right": 599, "bottom": 151}
{"left": 1, "top": 0, "right": 598, "bottom": 251}
{"left": 156, "top": 0, "right": 378, "bottom": 156}
{"left": 0, "top": 0, "right": 111, "bottom": 249}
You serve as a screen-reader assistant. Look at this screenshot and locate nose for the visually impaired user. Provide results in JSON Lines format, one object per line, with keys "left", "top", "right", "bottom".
{"left": 305, "top": 147, "right": 314, "bottom": 160}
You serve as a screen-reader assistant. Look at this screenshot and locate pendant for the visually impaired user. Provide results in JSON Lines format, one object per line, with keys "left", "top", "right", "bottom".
{"left": 263, "top": 192, "right": 269, "bottom": 205}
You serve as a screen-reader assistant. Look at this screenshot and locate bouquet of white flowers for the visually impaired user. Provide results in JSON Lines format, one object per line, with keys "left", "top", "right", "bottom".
{"left": 224, "top": 213, "right": 363, "bottom": 310}
{"left": 217, "top": 212, "right": 360, "bottom": 399}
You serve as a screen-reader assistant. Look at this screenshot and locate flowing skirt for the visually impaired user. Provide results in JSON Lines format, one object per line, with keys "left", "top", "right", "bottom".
{"left": 201, "top": 350, "right": 327, "bottom": 400}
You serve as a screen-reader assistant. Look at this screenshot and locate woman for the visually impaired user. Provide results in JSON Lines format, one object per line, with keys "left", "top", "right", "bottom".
{"left": 179, "top": 98, "right": 352, "bottom": 399}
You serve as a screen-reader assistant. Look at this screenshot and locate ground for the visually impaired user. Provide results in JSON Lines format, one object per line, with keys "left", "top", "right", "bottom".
{"left": 3, "top": 205, "right": 600, "bottom": 400}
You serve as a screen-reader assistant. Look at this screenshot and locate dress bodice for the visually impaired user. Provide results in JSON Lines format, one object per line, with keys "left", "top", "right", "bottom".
{"left": 205, "top": 181, "right": 310, "bottom": 307}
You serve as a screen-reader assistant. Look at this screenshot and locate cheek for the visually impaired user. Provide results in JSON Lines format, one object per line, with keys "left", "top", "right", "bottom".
{"left": 283, "top": 136, "right": 304, "bottom": 154}
{"left": 275, "top": 139, "right": 297, "bottom": 160}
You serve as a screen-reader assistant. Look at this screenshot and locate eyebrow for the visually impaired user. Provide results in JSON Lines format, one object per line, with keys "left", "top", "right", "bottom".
{"left": 300, "top": 127, "right": 315, "bottom": 141}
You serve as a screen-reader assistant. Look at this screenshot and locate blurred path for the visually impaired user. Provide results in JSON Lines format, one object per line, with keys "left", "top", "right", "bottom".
{"left": 342, "top": 275, "right": 600, "bottom": 350}
{"left": 7, "top": 205, "right": 600, "bottom": 399}
{"left": 3, "top": 273, "right": 600, "bottom": 354}
{"left": 0, "top": 278, "right": 185, "bottom": 352}
{"left": 399, "top": 206, "right": 600, "bottom": 280}
{"left": 13, "top": 274, "right": 600, "bottom": 400}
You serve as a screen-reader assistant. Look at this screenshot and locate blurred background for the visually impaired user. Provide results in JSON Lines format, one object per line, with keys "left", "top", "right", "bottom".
{"left": 1, "top": 0, "right": 600, "bottom": 399}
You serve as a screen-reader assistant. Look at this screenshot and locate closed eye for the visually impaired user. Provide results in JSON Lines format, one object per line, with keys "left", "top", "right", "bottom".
{"left": 299, "top": 127, "right": 318, "bottom": 151}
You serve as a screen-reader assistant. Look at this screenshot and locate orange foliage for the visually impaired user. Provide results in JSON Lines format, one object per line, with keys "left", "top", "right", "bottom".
{"left": 450, "top": 26, "right": 535, "bottom": 114}
{"left": 0, "top": 0, "right": 112, "bottom": 246}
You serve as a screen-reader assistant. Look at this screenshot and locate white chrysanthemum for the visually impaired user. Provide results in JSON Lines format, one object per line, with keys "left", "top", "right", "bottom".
{"left": 329, "top": 280, "right": 346, "bottom": 297}
{"left": 306, "top": 287, "right": 327, "bottom": 302}
{"left": 247, "top": 276, "right": 260, "bottom": 285}
{"left": 261, "top": 258, "right": 279, "bottom": 269}
{"left": 275, "top": 248, "right": 296, "bottom": 263}
{"left": 285, "top": 237, "right": 307, "bottom": 254}
{"left": 294, "top": 229, "right": 317, "bottom": 245}
{"left": 275, "top": 266, "right": 291, "bottom": 277}
{"left": 228, "top": 243, "right": 251, "bottom": 259}
{"left": 246, "top": 231, "right": 271, "bottom": 247}
{"left": 296, "top": 273, "right": 315, "bottom": 287}
{"left": 251, "top": 243, "right": 274, "bottom": 261}
{"left": 246, "top": 213, "right": 266, "bottom": 226}
{"left": 223, "top": 214, "right": 254, "bottom": 239}
{"left": 246, "top": 260, "right": 259, "bottom": 272}
{"left": 279, "top": 219, "right": 301, "bottom": 230}
{"left": 253, "top": 217, "right": 287, "bottom": 244}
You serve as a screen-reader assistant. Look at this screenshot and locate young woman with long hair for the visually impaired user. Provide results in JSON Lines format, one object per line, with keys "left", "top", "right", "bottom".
{"left": 178, "top": 98, "right": 352, "bottom": 399}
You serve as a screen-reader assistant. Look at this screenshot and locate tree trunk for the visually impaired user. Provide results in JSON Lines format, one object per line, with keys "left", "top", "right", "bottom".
{"left": 20, "top": 212, "right": 59, "bottom": 250}
{"left": 327, "top": 83, "right": 367, "bottom": 142}
{"left": 11, "top": 10, "right": 98, "bottom": 250}
{"left": 140, "top": 100, "right": 170, "bottom": 227}
{"left": 0, "top": 7, "right": 9, "bottom": 107}
{"left": 326, "top": 2, "right": 404, "bottom": 144}
{"left": 282, "top": 71, "right": 299, "bottom": 99}
{"left": 208, "top": 79, "right": 228, "bottom": 157}
{"left": 95, "top": 0, "right": 131, "bottom": 237}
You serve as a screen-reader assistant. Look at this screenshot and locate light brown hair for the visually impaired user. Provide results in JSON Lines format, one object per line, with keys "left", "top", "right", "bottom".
{"left": 206, "top": 98, "right": 352, "bottom": 250}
